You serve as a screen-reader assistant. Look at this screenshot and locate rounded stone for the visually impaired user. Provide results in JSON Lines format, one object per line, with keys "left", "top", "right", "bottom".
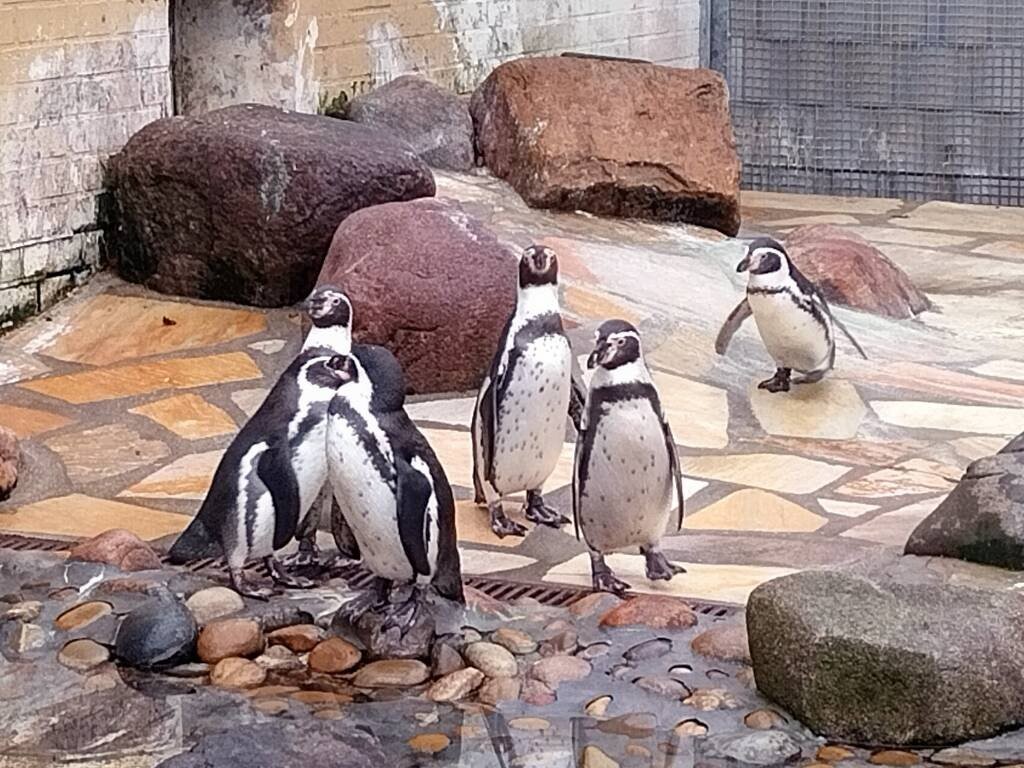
{"left": 58, "top": 639, "right": 110, "bottom": 672}
{"left": 3, "top": 601, "right": 41, "bottom": 622}
{"left": 291, "top": 690, "right": 351, "bottom": 707}
{"left": 674, "top": 718, "right": 709, "bottom": 737}
{"left": 634, "top": 676, "right": 689, "bottom": 699}
{"left": 478, "top": 676, "right": 521, "bottom": 706}
{"left": 430, "top": 641, "right": 465, "bottom": 677}
{"left": 492, "top": 627, "right": 537, "bottom": 655}
{"left": 426, "top": 667, "right": 484, "bottom": 702}
{"left": 252, "top": 698, "right": 289, "bottom": 715}
{"left": 210, "top": 657, "right": 267, "bottom": 689}
{"left": 307, "top": 637, "right": 361, "bottom": 674}
{"left": 508, "top": 717, "right": 550, "bottom": 732}
{"left": 744, "top": 709, "right": 787, "bottom": 730}
{"left": 185, "top": 587, "right": 244, "bottom": 626}
{"left": 197, "top": 618, "right": 264, "bottom": 664}
{"left": 585, "top": 695, "right": 612, "bottom": 717}
{"left": 114, "top": 596, "right": 197, "bottom": 669}
{"left": 624, "top": 637, "right": 673, "bottom": 663}
{"left": 408, "top": 733, "right": 451, "bottom": 754}
{"left": 520, "top": 679, "right": 556, "bottom": 706}
{"left": 869, "top": 751, "right": 920, "bottom": 767}
{"left": 599, "top": 595, "right": 697, "bottom": 629}
{"left": 352, "top": 660, "right": 429, "bottom": 688}
{"left": 255, "top": 644, "right": 305, "bottom": 671}
{"left": 817, "top": 746, "right": 856, "bottom": 762}
{"left": 55, "top": 601, "right": 112, "bottom": 631}
{"left": 703, "top": 731, "right": 803, "bottom": 765}
{"left": 464, "top": 642, "right": 518, "bottom": 678}
{"left": 580, "top": 745, "right": 619, "bottom": 768}
{"left": 597, "top": 713, "right": 657, "bottom": 738}
{"left": 267, "top": 624, "right": 324, "bottom": 654}
{"left": 66, "top": 529, "right": 161, "bottom": 572}
{"left": 683, "top": 688, "right": 742, "bottom": 711}
{"left": 530, "top": 655, "right": 591, "bottom": 689}
{"left": 930, "top": 748, "right": 997, "bottom": 767}
{"left": 691, "top": 623, "right": 752, "bottom": 664}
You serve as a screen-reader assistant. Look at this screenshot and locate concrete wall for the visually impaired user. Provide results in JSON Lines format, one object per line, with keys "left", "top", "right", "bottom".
{"left": 174, "top": 0, "right": 701, "bottom": 115}
{"left": 0, "top": 0, "right": 171, "bottom": 327}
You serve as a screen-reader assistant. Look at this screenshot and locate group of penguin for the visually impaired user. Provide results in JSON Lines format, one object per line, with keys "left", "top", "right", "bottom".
{"left": 168, "top": 236, "right": 866, "bottom": 629}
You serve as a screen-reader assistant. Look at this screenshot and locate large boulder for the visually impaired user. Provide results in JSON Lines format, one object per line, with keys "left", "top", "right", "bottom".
{"left": 905, "top": 433, "right": 1024, "bottom": 568}
{"left": 747, "top": 569, "right": 1024, "bottom": 745}
{"left": 470, "top": 57, "right": 741, "bottom": 235}
{"left": 317, "top": 198, "right": 515, "bottom": 393}
{"left": 346, "top": 75, "right": 474, "bottom": 171}
{"left": 109, "top": 103, "right": 435, "bottom": 307}
{"left": 785, "top": 225, "right": 932, "bottom": 319}
{"left": 0, "top": 425, "right": 18, "bottom": 501}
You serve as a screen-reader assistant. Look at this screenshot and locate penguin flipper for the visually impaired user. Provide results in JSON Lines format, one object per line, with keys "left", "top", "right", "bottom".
{"left": 715, "top": 298, "right": 752, "bottom": 355}
{"left": 396, "top": 457, "right": 432, "bottom": 577}
{"left": 571, "top": 396, "right": 594, "bottom": 543}
{"left": 832, "top": 314, "right": 869, "bottom": 360}
{"left": 659, "top": 411, "right": 685, "bottom": 532}
{"left": 470, "top": 377, "right": 492, "bottom": 503}
{"left": 257, "top": 440, "right": 301, "bottom": 551}
{"left": 568, "top": 359, "right": 587, "bottom": 433}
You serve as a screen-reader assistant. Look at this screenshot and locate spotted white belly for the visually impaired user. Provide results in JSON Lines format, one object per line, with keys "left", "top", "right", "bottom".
{"left": 748, "top": 291, "right": 831, "bottom": 372}
{"left": 326, "top": 413, "right": 413, "bottom": 583}
{"left": 492, "top": 334, "right": 572, "bottom": 494}
{"left": 291, "top": 419, "right": 329, "bottom": 530}
{"left": 578, "top": 399, "right": 673, "bottom": 554}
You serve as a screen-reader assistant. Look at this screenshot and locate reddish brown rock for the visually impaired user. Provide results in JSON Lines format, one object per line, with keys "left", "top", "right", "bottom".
{"left": 520, "top": 678, "right": 557, "bottom": 706}
{"left": 317, "top": 197, "right": 516, "bottom": 393}
{"left": 0, "top": 426, "right": 18, "bottom": 502}
{"left": 197, "top": 618, "right": 264, "bottom": 664}
{"left": 210, "top": 657, "right": 267, "bottom": 689}
{"left": 267, "top": 624, "right": 324, "bottom": 654}
{"left": 67, "top": 529, "right": 161, "bottom": 572}
{"left": 470, "top": 57, "right": 740, "bottom": 235}
{"left": 691, "top": 623, "right": 752, "bottom": 664}
{"left": 599, "top": 595, "right": 698, "bottom": 630}
{"left": 109, "top": 103, "right": 435, "bottom": 307}
{"left": 785, "top": 225, "right": 932, "bottom": 319}
{"left": 307, "top": 637, "right": 362, "bottom": 674}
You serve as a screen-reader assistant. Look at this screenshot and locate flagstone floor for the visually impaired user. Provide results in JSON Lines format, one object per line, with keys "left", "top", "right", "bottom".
{"left": 2, "top": 173, "right": 1023, "bottom": 606}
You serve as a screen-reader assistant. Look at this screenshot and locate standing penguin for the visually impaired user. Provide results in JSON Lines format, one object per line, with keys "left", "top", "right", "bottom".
{"left": 167, "top": 287, "right": 354, "bottom": 598}
{"left": 573, "top": 320, "right": 686, "bottom": 595}
{"left": 471, "top": 245, "right": 577, "bottom": 538}
{"left": 326, "top": 345, "right": 463, "bottom": 629}
{"left": 715, "top": 237, "right": 868, "bottom": 392}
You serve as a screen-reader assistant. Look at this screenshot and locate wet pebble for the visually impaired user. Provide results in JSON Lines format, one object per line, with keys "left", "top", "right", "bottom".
{"left": 577, "top": 642, "right": 611, "bottom": 661}
{"left": 352, "top": 659, "right": 429, "bottom": 688}
{"left": 255, "top": 644, "right": 304, "bottom": 671}
{"left": 599, "top": 595, "right": 697, "bottom": 629}
{"left": 307, "top": 637, "right": 361, "bottom": 674}
{"left": 520, "top": 678, "right": 556, "bottom": 706}
{"left": 492, "top": 627, "right": 537, "bottom": 655}
{"left": 478, "top": 676, "right": 521, "bottom": 705}
{"left": 266, "top": 624, "right": 323, "bottom": 653}
{"left": 431, "top": 641, "right": 465, "bottom": 677}
{"left": 290, "top": 690, "right": 351, "bottom": 707}
{"left": 539, "top": 629, "right": 578, "bottom": 656}
{"left": 623, "top": 637, "right": 673, "bottom": 663}
{"left": 869, "top": 751, "right": 920, "bottom": 766}
{"left": 585, "top": 695, "right": 613, "bottom": 717}
{"left": 704, "top": 731, "right": 803, "bottom": 765}
{"left": 210, "top": 657, "right": 267, "bottom": 689}
{"left": 508, "top": 717, "right": 550, "bottom": 732}
{"left": 674, "top": 718, "right": 709, "bottom": 737}
{"left": 185, "top": 587, "right": 244, "bottom": 625}
{"left": 930, "top": 748, "right": 996, "bottom": 767}
{"left": 465, "top": 642, "right": 517, "bottom": 678}
{"left": 252, "top": 698, "right": 289, "bottom": 715}
{"left": 690, "top": 622, "right": 751, "bottom": 664}
{"left": 744, "top": 708, "right": 787, "bottom": 730}
{"left": 197, "top": 618, "right": 264, "bottom": 664}
{"left": 461, "top": 627, "right": 483, "bottom": 644}
{"left": 2, "top": 622, "right": 46, "bottom": 655}
{"left": 409, "top": 733, "right": 450, "bottom": 754}
{"left": 54, "top": 601, "right": 112, "bottom": 631}
{"left": 633, "top": 675, "right": 689, "bottom": 699}
{"left": 597, "top": 713, "right": 657, "bottom": 738}
{"left": 530, "top": 655, "right": 591, "bottom": 688}
{"left": 426, "top": 667, "right": 484, "bottom": 702}
{"left": 115, "top": 595, "right": 196, "bottom": 669}
{"left": 2, "top": 600, "right": 41, "bottom": 622}
{"left": 683, "top": 687, "right": 742, "bottom": 711}
{"left": 817, "top": 746, "right": 856, "bottom": 762}
{"left": 58, "top": 638, "right": 109, "bottom": 672}
{"left": 580, "top": 745, "right": 619, "bottom": 768}
{"left": 569, "top": 592, "right": 622, "bottom": 617}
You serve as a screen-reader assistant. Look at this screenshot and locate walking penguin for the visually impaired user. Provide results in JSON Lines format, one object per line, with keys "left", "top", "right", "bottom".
{"left": 167, "top": 287, "right": 354, "bottom": 598}
{"left": 573, "top": 320, "right": 686, "bottom": 595}
{"left": 471, "top": 244, "right": 580, "bottom": 538}
{"left": 715, "top": 237, "right": 867, "bottom": 392}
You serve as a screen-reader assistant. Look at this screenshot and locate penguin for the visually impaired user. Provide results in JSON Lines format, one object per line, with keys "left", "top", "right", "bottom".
{"left": 167, "top": 287, "right": 354, "bottom": 599}
{"left": 471, "top": 245, "right": 577, "bottom": 538}
{"left": 573, "top": 320, "right": 686, "bottom": 595}
{"left": 326, "top": 345, "right": 463, "bottom": 628}
{"left": 715, "top": 237, "right": 868, "bottom": 392}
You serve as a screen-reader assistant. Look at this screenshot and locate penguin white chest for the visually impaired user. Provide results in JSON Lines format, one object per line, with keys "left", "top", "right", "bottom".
{"left": 747, "top": 291, "right": 831, "bottom": 372}
{"left": 326, "top": 414, "right": 413, "bottom": 583}
{"left": 290, "top": 417, "right": 329, "bottom": 522}
{"left": 578, "top": 399, "right": 673, "bottom": 554}
{"left": 493, "top": 334, "right": 572, "bottom": 494}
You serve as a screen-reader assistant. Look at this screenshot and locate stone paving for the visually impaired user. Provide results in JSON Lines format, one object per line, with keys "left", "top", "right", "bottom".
{"left": 2, "top": 174, "right": 1024, "bottom": 607}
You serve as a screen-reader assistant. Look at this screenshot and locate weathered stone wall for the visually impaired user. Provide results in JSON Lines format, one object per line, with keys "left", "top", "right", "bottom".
{"left": 0, "top": 0, "right": 171, "bottom": 327}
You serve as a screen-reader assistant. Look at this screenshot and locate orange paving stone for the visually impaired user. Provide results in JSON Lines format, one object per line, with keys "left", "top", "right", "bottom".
{"left": 685, "top": 489, "right": 827, "bottom": 533}
{"left": 0, "top": 494, "right": 188, "bottom": 540}
{"left": 119, "top": 450, "right": 222, "bottom": 500}
{"left": 130, "top": 393, "right": 237, "bottom": 439}
{"left": 851, "top": 361, "right": 1024, "bottom": 408}
{"left": 563, "top": 284, "right": 643, "bottom": 325}
{"left": 0, "top": 404, "right": 73, "bottom": 438}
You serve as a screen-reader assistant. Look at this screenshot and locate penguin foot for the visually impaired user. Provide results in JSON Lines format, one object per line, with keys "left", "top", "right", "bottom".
{"left": 489, "top": 503, "right": 527, "bottom": 538}
{"left": 381, "top": 595, "right": 420, "bottom": 634}
{"left": 592, "top": 570, "right": 632, "bottom": 597}
{"left": 277, "top": 535, "right": 321, "bottom": 570}
{"left": 336, "top": 578, "right": 391, "bottom": 624}
{"left": 642, "top": 548, "right": 686, "bottom": 582}
{"left": 757, "top": 367, "right": 791, "bottom": 393}
{"left": 524, "top": 493, "right": 570, "bottom": 529}
{"left": 265, "top": 556, "right": 317, "bottom": 590}
{"left": 230, "top": 569, "right": 274, "bottom": 601}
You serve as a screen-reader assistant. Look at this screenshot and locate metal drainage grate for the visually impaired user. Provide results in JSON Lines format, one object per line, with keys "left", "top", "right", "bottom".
{"left": 0, "top": 532, "right": 740, "bottom": 618}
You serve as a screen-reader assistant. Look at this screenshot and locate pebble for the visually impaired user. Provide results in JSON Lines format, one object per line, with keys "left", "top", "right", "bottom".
{"left": 461, "top": 627, "right": 483, "bottom": 644}
{"left": 931, "top": 749, "right": 997, "bottom": 767}
{"left": 164, "top": 663, "right": 211, "bottom": 678}
{"left": 585, "top": 695, "right": 613, "bottom": 717}
{"left": 492, "top": 628, "right": 537, "bottom": 655}
{"left": 869, "top": 751, "right": 920, "bottom": 767}
{"left": 54, "top": 601, "right": 112, "bottom": 631}
{"left": 569, "top": 592, "right": 622, "bottom": 617}
{"left": 290, "top": 690, "right": 351, "bottom": 707}
{"left": 185, "top": 587, "right": 244, "bottom": 626}
{"left": 313, "top": 709, "right": 345, "bottom": 720}
{"left": 464, "top": 642, "right": 517, "bottom": 678}
{"left": 307, "top": 637, "right": 361, "bottom": 674}
{"left": 577, "top": 642, "right": 611, "bottom": 661}
{"left": 247, "top": 684, "right": 300, "bottom": 699}
{"left": 57, "top": 639, "right": 109, "bottom": 672}
{"left": 623, "top": 637, "right": 673, "bottom": 663}
{"left": 683, "top": 688, "right": 742, "bottom": 711}
{"left": 0, "top": 592, "right": 23, "bottom": 604}
{"left": 580, "top": 745, "right": 619, "bottom": 768}
{"left": 210, "top": 657, "right": 267, "bottom": 689}
{"left": 197, "top": 618, "right": 264, "bottom": 664}
{"left": 114, "top": 596, "right": 197, "bottom": 669}
{"left": 67, "top": 528, "right": 161, "bottom": 572}
{"left": 508, "top": 717, "right": 550, "bottom": 732}
{"left": 477, "top": 677, "right": 521, "bottom": 706}
{"left": 599, "top": 595, "right": 697, "bottom": 629}
{"left": 597, "top": 713, "right": 657, "bottom": 738}
{"left": 426, "top": 668, "right": 484, "bottom": 702}
{"left": 744, "top": 708, "right": 786, "bottom": 730}
{"left": 625, "top": 745, "right": 652, "bottom": 759}
{"left": 817, "top": 746, "right": 856, "bottom": 762}
{"left": 530, "top": 655, "right": 591, "bottom": 689}
{"left": 544, "top": 619, "right": 574, "bottom": 633}
{"left": 674, "top": 718, "right": 709, "bottom": 737}
{"left": 2, "top": 601, "right": 41, "bottom": 622}
{"left": 736, "top": 665, "right": 756, "bottom": 689}
{"left": 431, "top": 642, "right": 465, "bottom": 677}
{"left": 266, "top": 624, "right": 323, "bottom": 653}
{"left": 252, "top": 698, "right": 289, "bottom": 715}
{"left": 690, "top": 623, "right": 752, "bottom": 664}
{"left": 633, "top": 676, "right": 689, "bottom": 699}
{"left": 255, "top": 644, "right": 304, "bottom": 671}
{"left": 4, "top": 622, "right": 45, "bottom": 654}
{"left": 352, "top": 660, "right": 429, "bottom": 688}
{"left": 704, "top": 731, "right": 802, "bottom": 765}
{"left": 408, "top": 733, "right": 451, "bottom": 754}
{"left": 519, "top": 678, "right": 556, "bottom": 706}
{"left": 539, "top": 629, "right": 578, "bottom": 656}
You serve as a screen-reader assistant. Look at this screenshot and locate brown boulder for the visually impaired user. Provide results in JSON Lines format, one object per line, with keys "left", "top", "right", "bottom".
{"left": 197, "top": 618, "right": 264, "bottom": 664}
{"left": 599, "top": 595, "right": 697, "bottom": 630}
{"left": 67, "top": 529, "right": 161, "bottom": 572}
{"left": 0, "top": 426, "right": 19, "bottom": 502}
{"left": 470, "top": 57, "right": 740, "bottom": 235}
{"left": 785, "top": 225, "right": 932, "bottom": 319}
{"left": 109, "top": 103, "right": 435, "bottom": 307}
{"left": 317, "top": 198, "right": 516, "bottom": 393}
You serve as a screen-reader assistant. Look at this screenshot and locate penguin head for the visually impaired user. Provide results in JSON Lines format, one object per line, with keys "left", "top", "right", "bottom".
{"left": 588, "top": 319, "right": 642, "bottom": 370}
{"left": 737, "top": 237, "right": 788, "bottom": 276}
{"left": 324, "top": 354, "right": 359, "bottom": 386}
{"left": 518, "top": 245, "right": 559, "bottom": 288}
{"left": 306, "top": 285, "right": 352, "bottom": 329}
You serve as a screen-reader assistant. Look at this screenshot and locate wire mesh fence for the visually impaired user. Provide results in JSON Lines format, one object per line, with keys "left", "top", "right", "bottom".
{"left": 722, "top": 0, "right": 1024, "bottom": 205}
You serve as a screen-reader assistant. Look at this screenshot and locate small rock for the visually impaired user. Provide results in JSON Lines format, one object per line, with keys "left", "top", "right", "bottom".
{"left": 54, "top": 601, "right": 113, "bottom": 631}
{"left": 248, "top": 684, "right": 300, "bottom": 699}
{"left": 431, "top": 641, "right": 465, "bottom": 677}
{"left": 2, "top": 601, "right": 41, "bottom": 622}
{"left": 530, "top": 655, "right": 591, "bottom": 688}
{"left": 569, "top": 592, "right": 622, "bottom": 617}
{"left": 67, "top": 529, "right": 161, "bottom": 572}
{"left": 290, "top": 690, "right": 351, "bottom": 707}
{"left": 465, "top": 642, "right": 517, "bottom": 678}
{"left": 426, "top": 667, "right": 484, "bottom": 702}
{"left": 3, "top": 622, "right": 46, "bottom": 655}
{"left": 817, "top": 745, "right": 856, "bottom": 762}
{"left": 0, "top": 592, "right": 23, "bottom": 604}
{"left": 355, "top": 608, "right": 435, "bottom": 660}
{"left": 185, "top": 587, "right": 244, "bottom": 625}
{"left": 931, "top": 748, "right": 996, "bottom": 767}
{"left": 461, "top": 627, "right": 483, "bottom": 644}
{"left": 683, "top": 688, "right": 742, "bottom": 711}
{"left": 580, "top": 745, "right": 619, "bottom": 768}
{"left": 164, "top": 663, "right": 211, "bottom": 678}
{"left": 539, "top": 629, "right": 578, "bottom": 656}
{"left": 674, "top": 718, "right": 709, "bottom": 737}
{"left": 736, "top": 665, "right": 756, "bottom": 689}
{"left": 97, "top": 577, "right": 158, "bottom": 595}
{"left": 544, "top": 619, "right": 574, "bottom": 633}
{"left": 745, "top": 708, "right": 787, "bottom": 730}
{"left": 585, "top": 695, "right": 613, "bottom": 717}
{"left": 210, "top": 657, "right": 267, "bottom": 689}
{"left": 704, "top": 731, "right": 803, "bottom": 766}
{"left": 464, "top": 586, "right": 506, "bottom": 615}
{"left": 634, "top": 676, "right": 689, "bottom": 699}
{"left": 478, "top": 676, "right": 521, "bottom": 706}
{"left": 353, "top": 659, "right": 429, "bottom": 688}
{"left": 255, "top": 644, "right": 304, "bottom": 671}
{"left": 599, "top": 595, "right": 697, "bottom": 629}
{"left": 624, "top": 637, "right": 673, "bottom": 663}
{"left": 598, "top": 713, "right": 657, "bottom": 738}
{"left": 520, "top": 678, "right": 556, "bottom": 706}
{"left": 307, "top": 637, "right": 361, "bottom": 674}
{"left": 691, "top": 623, "right": 751, "bottom": 664}
{"left": 625, "top": 745, "right": 652, "bottom": 759}
{"left": 115, "top": 595, "right": 197, "bottom": 669}
{"left": 608, "top": 663, "right": 633, "bottom": 680}
{"left": 508, "top": 717, "right": 550, "bottom": 732}
{"left": 492, "top": 627, "right": 537, "bottom": 655}
{"left": 869, "top": 751, "right": 920, "bottom": 767}
{"left": 58, "top": 639, "right": 109, "bottom": 672}
{"left": 266, "top": 624, "right": 323, "bottom": 653}
{"left": 408, "top": 733, "right": 451, "bottom": 754}
{"left": 577, "top": 642, "right": 611, "bottom": 661}
{"left": 246, "top": 603, "right": 315, "bottom": 633}
{"left": 252, "top": 698, "right": 289, "bottom": 715}
{"left": 0, "top": 425, "right": 19, "bottom": 501}
{"left": 197, "top": 618, "right": 264, "bottom": 664}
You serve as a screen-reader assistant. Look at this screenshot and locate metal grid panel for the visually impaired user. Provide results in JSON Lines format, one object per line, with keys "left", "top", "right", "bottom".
{"left": 726, "top": 0, "right": 1024, "bottom": 205}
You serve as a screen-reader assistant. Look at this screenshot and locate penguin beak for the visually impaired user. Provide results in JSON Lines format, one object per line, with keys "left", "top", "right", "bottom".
{"left": 736, "top": 254, "right": 751, "bottom": 273}
{"left": 587, "top": 342, "right": 608, "bottom": 369}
